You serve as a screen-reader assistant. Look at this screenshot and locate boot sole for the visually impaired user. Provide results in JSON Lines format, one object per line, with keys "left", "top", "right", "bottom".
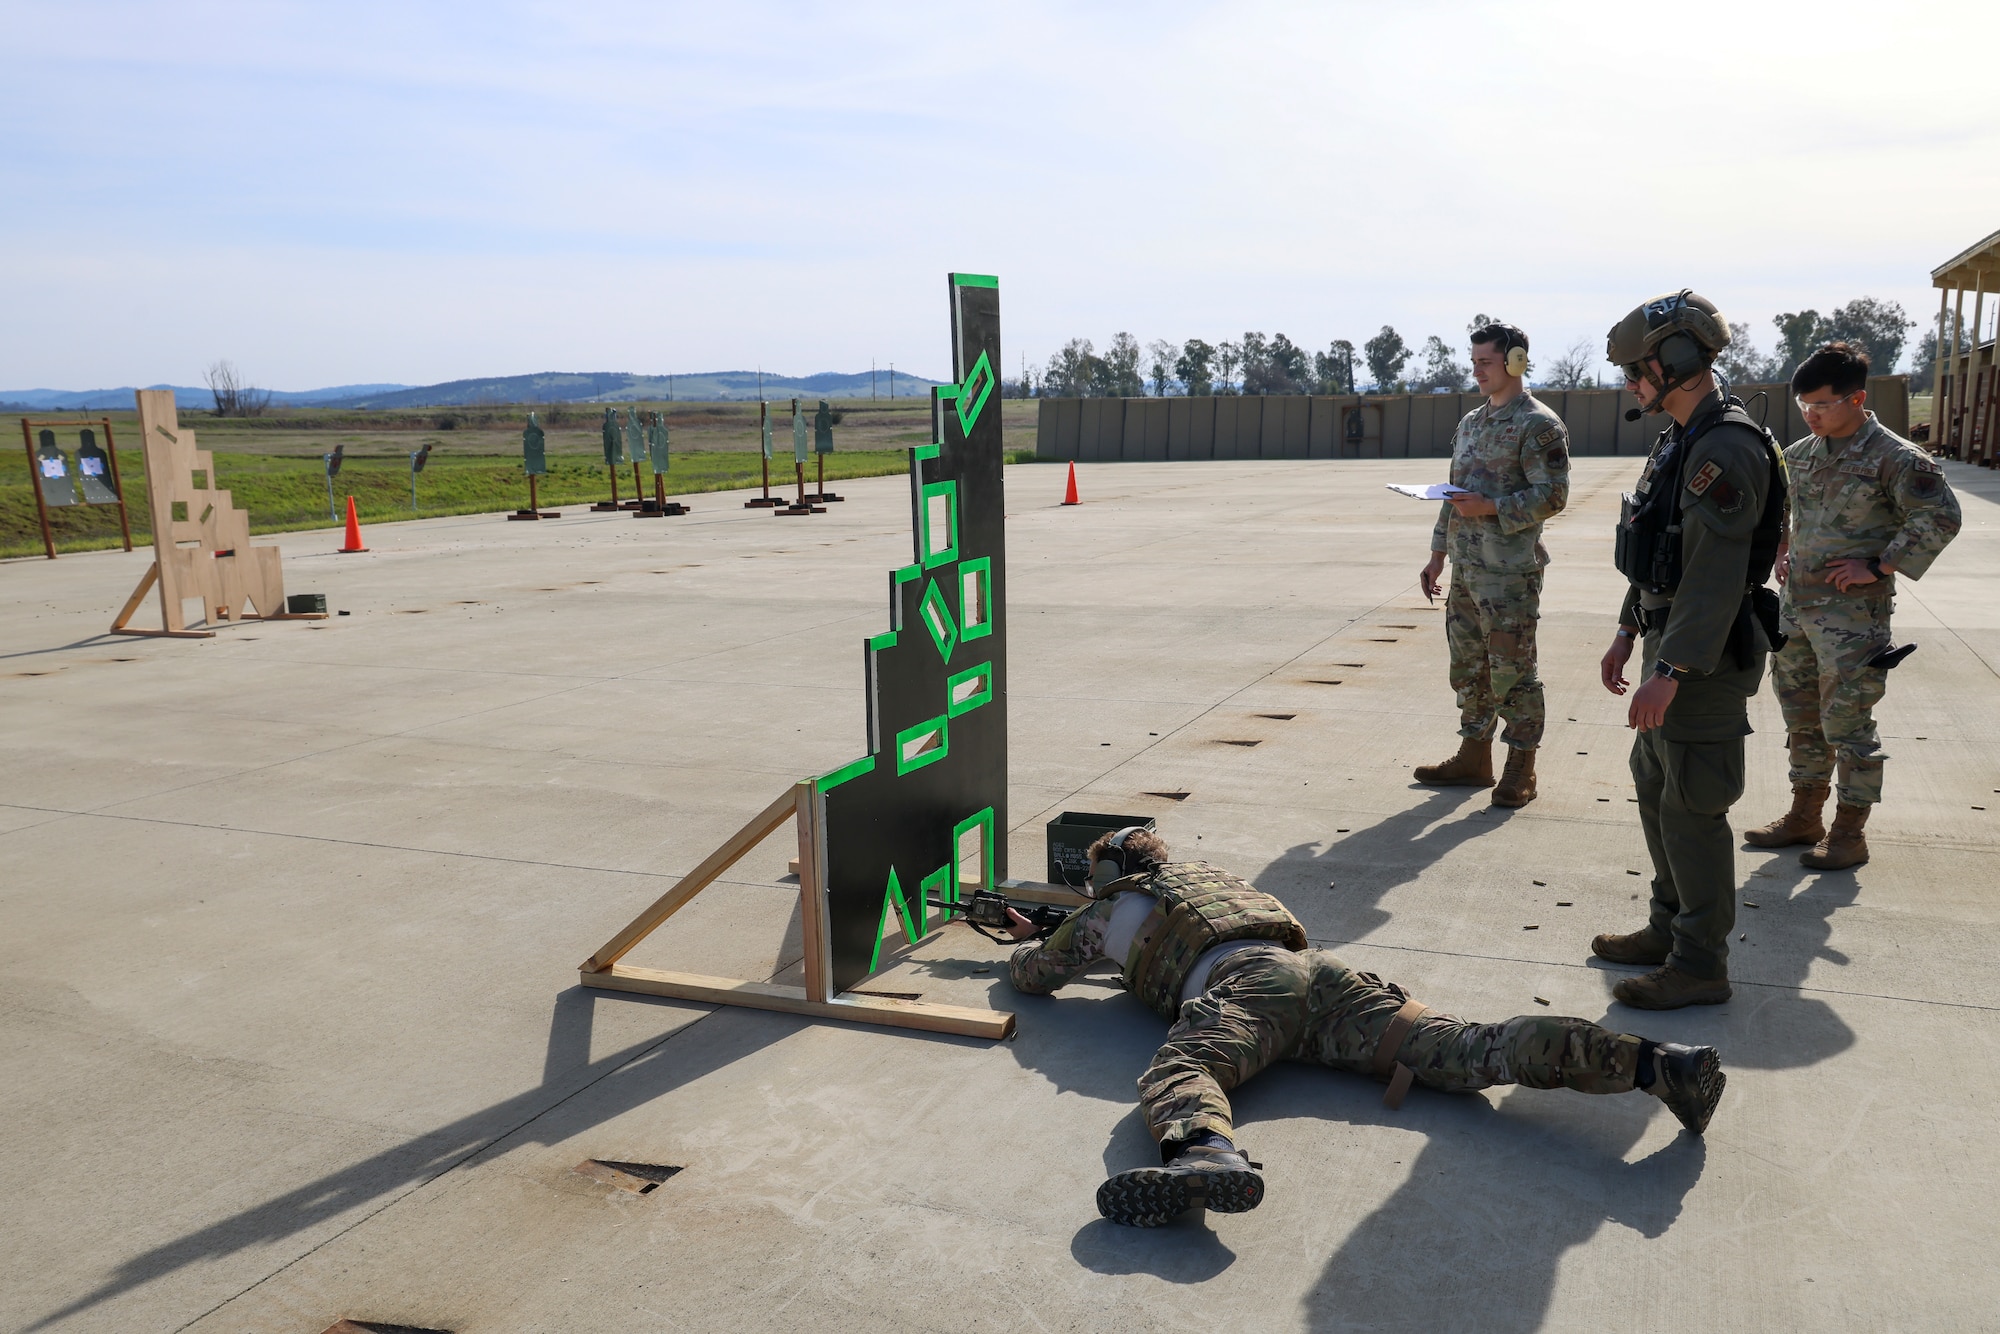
{"left": 1614, "top": 981, "right": 1732, "bottom": 1010}
{"left": 1491, "top": 791, "right": 1537, "bottom": 808}
{"left": 1413, "top": 775, "right": 1495, "bottom": 788}
{"left": 1743, "top": 830, "right": 1823, "bottom": 848}
{"left": 1096, "top": 1166, "right": 1264, "bottom": 1227}
{"left": 1800, "top": 852, "right": 1869, "bottom": 870}
{"left": 1661, "top": 1048, "right": 1726, "bottom": 1134}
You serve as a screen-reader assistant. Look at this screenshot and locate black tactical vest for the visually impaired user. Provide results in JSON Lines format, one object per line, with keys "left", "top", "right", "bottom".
{"left": 1615, "top": 398, "right": 1786, "bottom": 595}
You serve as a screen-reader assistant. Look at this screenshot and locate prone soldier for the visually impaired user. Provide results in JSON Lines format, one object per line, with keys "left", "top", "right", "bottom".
{"left": 1744, "top": 342, "right": 1961, "bottom": 868}
{"left": 1003, "top": 828, "right": 1725, "bottom": 1227}
{"left": 1595, "top": 291, "right": 1784, "bottom": 1009}
{"left": 1416, "top": 323, "right": 1571, "bottom": 807}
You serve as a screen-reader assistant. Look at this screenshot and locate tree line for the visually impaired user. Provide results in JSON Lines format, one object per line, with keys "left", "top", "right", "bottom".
{"left": 1010, "top": 296, "right": 1924, "bottom": 399}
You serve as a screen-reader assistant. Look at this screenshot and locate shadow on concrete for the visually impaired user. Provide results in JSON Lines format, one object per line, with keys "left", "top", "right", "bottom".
{"left": 1589, "top": 848, "right": 1858, "bottom": 1071}
{"left": 1274, "top": 1067, "right": 1706, "bottom": 1333}
{"left": 1250, "top": 786, "right": 1507, "bottom": 941}
{"left": 0, "top": 633, "right": 124, "bottom": 661}
{"left": 1071, "top": 1210, "right": 1238, "bottom": 1280}
{"left": 27, "top": 986, "right": 974, "bottom": 1331}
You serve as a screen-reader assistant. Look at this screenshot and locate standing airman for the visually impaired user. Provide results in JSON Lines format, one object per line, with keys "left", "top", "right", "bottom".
{"left": 1743, "top": 342, "right": 1961, "bottom": 869}
{"left": 1415, "top": 323, "right": 1571, "bottom": 807}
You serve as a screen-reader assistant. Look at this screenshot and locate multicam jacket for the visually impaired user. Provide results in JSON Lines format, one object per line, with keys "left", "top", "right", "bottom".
{"left": 1431, "top": 390, "right": 1572, "bottom": 573}
{"left": 1781, "top": 411, "right": 1961, "bottom": 611}
{"left": 1008, "top": 862, "right": 1306, "bottom": 1020}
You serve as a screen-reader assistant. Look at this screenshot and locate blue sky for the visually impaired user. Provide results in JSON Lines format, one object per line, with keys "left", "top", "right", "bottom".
{"left": 5, "top": 0, "right": 1997, "bottom": 389}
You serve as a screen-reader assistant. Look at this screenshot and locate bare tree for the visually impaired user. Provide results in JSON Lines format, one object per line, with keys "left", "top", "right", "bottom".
{"left": 1145, "top": 339, "right": 1179, "bottom": 396}
{"left": 1538, "top": 338, "right": 1600, "bottom": 390}
{"left": 205, "top": 359, "right": 272, "bottom": 417}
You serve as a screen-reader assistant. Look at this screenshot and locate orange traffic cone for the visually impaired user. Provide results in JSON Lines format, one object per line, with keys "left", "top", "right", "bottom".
{"left": 338, "top": 495, "right": 368, "bottom": 553}
{"left": 1062, "top": 461, "right": 1080, "bottom": 506}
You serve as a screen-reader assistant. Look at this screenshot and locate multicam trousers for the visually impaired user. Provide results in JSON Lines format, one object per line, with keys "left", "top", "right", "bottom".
{"left": 1137, "top": 946, "right": 1642, "bottom": 1155}
{"left": 1445, "top": 565, "right": 1545, "bottom": 749}
{"left": 1773, "top": 593, "right": 1892, "bottom": 807}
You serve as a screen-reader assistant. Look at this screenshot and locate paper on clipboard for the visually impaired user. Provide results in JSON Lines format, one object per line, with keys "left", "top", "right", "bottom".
{"left": 1386, "top": 483, "right": 1472, "bottom": 500}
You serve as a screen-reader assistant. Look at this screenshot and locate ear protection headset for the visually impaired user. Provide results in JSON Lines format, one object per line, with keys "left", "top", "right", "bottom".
{"left": 1477, "top": 323, "right": 1531, "bottom": 378}
{"left": 1091, "top": 826, "right": 1149, "bottom": 891}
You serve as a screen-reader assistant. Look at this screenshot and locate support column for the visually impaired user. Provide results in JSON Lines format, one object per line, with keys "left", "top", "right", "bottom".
{"left": 1947, "top": 285, "right": 1968, "bottom": 454}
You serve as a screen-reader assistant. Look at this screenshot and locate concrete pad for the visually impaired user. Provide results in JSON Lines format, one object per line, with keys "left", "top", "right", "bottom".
{"left": 3, "top": 460, "right": 1997, "bottom": 1332}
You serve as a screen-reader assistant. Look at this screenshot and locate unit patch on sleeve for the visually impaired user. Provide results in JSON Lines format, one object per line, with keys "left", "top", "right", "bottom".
{"left": 1547, "top": 445, "right": 1568, "bottom": 468}
{"left": 1686, "top": 460, "right": 1723, "bottom": 497}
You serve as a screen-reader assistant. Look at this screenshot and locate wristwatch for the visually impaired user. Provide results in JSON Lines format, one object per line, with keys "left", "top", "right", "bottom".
{"left": 1652, "top": 659, "right": 1686, "bottom": 682}
{"left": 1615, "top": 627, "right": 1637, "bottom": 640}
{"left": 1866, "top": 557, "right": 1884, "bottom": 578}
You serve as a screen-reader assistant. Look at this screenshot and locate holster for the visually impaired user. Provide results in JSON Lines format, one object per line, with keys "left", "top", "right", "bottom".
{"left": 1866, "top": 643, "right": 1917, "bottom": 670}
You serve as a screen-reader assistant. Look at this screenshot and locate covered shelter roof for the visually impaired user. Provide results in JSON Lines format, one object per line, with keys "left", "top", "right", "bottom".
{"left": 1932, "top": 228, "right": 2000, "bottom": 288}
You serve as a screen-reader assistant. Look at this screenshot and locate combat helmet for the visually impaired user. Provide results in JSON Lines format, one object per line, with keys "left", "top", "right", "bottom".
{"left": 1607, "top": 290, "right": 1732, "bottom": 407}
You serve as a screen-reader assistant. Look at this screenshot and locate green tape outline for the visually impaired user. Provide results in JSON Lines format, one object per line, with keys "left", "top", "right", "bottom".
{"left": 946, "top": 660, "right": 992, "bottom": 718}
{"left": 958, "top": 556, "right": 992, "bottom": 641}
{"left": 952, "top": 807, "right": 996, "bottom": 899}
{"left": 952, "top": 273, "right": 1000, "bottom": 288}
{"left": 817, "top": 754, "right": 875, "bottom": 792}
{"left": 894, "top": 714, "right": 949, "bottom": 775}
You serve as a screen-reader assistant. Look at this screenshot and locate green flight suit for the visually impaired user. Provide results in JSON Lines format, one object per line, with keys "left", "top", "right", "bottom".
{"left": 1617, "top": 390, "right": 1774, "bottom": 981}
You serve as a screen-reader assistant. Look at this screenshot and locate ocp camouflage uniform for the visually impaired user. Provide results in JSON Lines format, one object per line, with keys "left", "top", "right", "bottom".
{"left": 1011, "top": 864, "right": 1641, "bottom": 1154}
{"left": 1431, "top": 392, "right": 1572, "bottom": 748}
{"left": 1777, "top": 412, "right": 1960, "bottom": 806}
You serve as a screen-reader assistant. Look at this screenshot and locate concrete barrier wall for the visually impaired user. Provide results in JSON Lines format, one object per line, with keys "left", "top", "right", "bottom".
{"left": 1035, "top": 378, "right": 1911, "bottom": 462}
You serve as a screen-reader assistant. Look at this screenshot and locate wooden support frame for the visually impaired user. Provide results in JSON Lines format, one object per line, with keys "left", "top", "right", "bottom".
{"left": 579, "top": 781, "right": 1016, "bottom": 1040}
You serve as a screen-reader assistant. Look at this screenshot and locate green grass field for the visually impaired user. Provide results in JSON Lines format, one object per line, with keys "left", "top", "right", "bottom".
{"left": 4, "top": 398, "right": 1044, "bottom": 560}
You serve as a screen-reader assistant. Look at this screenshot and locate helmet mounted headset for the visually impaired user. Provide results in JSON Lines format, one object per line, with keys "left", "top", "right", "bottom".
{"left": 1606, "top": 290, "right": 1732, "bottom": 418}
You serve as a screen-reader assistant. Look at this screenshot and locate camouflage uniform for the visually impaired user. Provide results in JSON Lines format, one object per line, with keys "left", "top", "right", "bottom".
{"left": 1431, "top": 392, "right": 1572, "bottom": 748}
{"left": 1011, "top": 872, "right": 1641, "bottom": 1154}
{"left": 1776, "top": 412, "right": 1960, "bottom": 807}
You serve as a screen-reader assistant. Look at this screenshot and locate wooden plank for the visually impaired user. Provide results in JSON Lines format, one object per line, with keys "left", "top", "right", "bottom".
{"left": 582, "top": 965, "right": 1016, "bottom": 1040}
{"left": 998, "top": 877, "right": 1095, "bottom": 908}
{"left": 583, "top": 788, "right": 800, "bottom": 970}
{"left": 795, "top": 780, "right": 830, "bottom": 1003}
{"left": 110, "top": 563, "right": 160, "bottom": 631}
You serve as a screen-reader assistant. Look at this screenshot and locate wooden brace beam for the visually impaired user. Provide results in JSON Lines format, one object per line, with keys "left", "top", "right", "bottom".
{"left": 581, "top": 963, "right": 1015, "bottom": 1040}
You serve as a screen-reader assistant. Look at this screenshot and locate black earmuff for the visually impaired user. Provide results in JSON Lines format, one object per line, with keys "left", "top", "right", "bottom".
{"left": 1090, "top": 826, "right": 1146, "bottom": 889}
{"left": 1656, "top": 331, "right": 1707, "bottom": 385}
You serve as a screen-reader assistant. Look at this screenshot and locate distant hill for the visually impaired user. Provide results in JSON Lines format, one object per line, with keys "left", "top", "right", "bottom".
{"left": 0, "top": 370, "right": 944, "bottom": 413}
{"left": 0, "top": 383, "right": 411, "bottom": 412}
{"left": 326, "top": 370, "right": 945, "bottom": 408}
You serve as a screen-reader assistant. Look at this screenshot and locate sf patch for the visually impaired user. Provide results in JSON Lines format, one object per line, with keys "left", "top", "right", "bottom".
{"left": 1536, "top": 426, "right": 1561, "bottom": 447}
{"left": 1686, "top": 460, "right": 1723, "bottom": 498}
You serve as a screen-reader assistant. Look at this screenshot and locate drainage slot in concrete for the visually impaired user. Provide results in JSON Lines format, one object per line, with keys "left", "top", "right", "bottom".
{"left": 1145, "top": 791, "right": 1191, "bottom": 801}
{"left": 574, "top": 1159, "right": 683, "bottom": 1194}
{"left": 1306, "top": 679, "right": 1343, "bottom": 686}
{"left": 1216, "top": 739, "right": 1263, "bottom": 747}
{"left": 1334, "top": 662, "right": 1366, "bottom": 668}
{"left": 1368, "top": 637, "right": 1399, "bottom": 643}
{"left": 1256, "top": 713, "right": 1296, "bottom": 721}
{"left": 323, "top": 1321, "right": 454, "bottom": 1334}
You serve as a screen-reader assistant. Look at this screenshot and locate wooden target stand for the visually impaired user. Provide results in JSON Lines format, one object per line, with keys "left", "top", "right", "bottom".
{"left": 580, "top": 781, "right": 1023, "bottom": 1040}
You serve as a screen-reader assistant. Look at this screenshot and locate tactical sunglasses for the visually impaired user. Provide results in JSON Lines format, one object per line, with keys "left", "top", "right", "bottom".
{"left": 1796, "top": 392, "right": 1860, "bottom": 414}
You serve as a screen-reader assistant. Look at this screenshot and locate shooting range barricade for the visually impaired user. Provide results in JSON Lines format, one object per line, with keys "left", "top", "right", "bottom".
{"left": 110, "top": 389, "right": 327, "bottom": 637}
{"left": 582, "top": 273, "right": 1022, "bottom": 1038}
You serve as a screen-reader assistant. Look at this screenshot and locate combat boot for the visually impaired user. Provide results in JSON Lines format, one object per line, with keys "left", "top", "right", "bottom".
{"left": 1591, "top": 925, "right": 1671, "bottom": 966}
{"left": 1744, "top": 782, "right": 1829, "bottom": 848}
{"left": 1096, "top": 1144, "right": 1264, "bottom": 1228}
{"left": 1614, "top": 963, "right": 1731, "bottom": 1010}
{"left": 1643, "top": 1042, "right": 1726, "bottom": 1134}
{"left": 1413, "top": 737, "right": 1494, "bottom": 788}
{"left": 1800, "top": 802, "right": 1870, "bottom": 870}
{"left": 1492, "top": 746, "right": 1538, "bottom": 807}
